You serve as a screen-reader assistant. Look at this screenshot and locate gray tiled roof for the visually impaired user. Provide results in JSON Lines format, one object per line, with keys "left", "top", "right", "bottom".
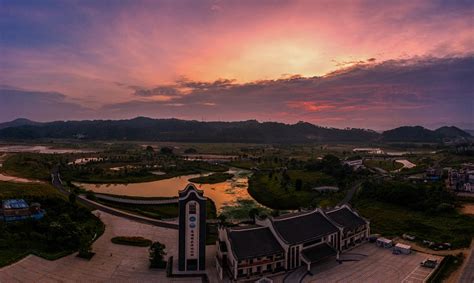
{"left": 326, "top": 207, "right": 367, "bottom": 230}
{"left": 272, "top": 211, "right": 339, "bottom": 245}
{"left": 228, "top": 227, "right": 284, "bottom": 260}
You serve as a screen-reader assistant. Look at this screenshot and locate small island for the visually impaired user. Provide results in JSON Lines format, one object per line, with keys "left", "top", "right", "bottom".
{"left": 188, "top": 172, "right": 234, "bottom": 184}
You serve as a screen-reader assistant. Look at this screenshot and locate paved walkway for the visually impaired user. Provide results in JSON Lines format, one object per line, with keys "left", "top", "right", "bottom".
{"left": 94, "top": 194, "right": 178, "bottom": 205}
{"left": 0, "top": 211, "right": 197, "bottom": 282}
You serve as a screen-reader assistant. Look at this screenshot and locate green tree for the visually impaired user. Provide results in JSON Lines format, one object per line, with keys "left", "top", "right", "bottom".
{"left": 145, "top": 145, "right": 154, "bottom": 152}
{"left": 295, "top": 179, "right": 303, "bottom": 191}
{"left": 248, "top": 208, "right": 260, "bottom": 222}
{"left": 68, "top": 193, "right": 77, "bottom": 205}
{"left": 77, "top": 234, "right": 93, "bottom": 259}
{"left": 217, "top": 214, "right": 227, "bottom": 224}
{"left": 149, "top": 241, "right": 167, "bottom": 268}
{"left": 160, "top": 147, "right": 174, "bottom": 155}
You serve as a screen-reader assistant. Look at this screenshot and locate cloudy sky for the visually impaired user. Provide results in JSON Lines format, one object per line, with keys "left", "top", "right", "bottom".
{"left": 0, "top": 0, "right": 473, "bottom": 130}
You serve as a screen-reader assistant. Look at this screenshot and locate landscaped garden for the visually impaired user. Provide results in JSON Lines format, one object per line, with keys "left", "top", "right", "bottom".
{"left": 0, "top": 181, "right": 104, "bottom": 267}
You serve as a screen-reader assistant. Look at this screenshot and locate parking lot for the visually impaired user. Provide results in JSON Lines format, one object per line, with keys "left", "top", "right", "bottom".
{"left": 303, "top": 242, "right": 443, "bottom": 283}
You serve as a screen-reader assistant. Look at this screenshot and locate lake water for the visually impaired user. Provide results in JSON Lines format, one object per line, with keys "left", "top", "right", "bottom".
{"left": 0, "top": 145, "right": 95, "bottom": 154}
{"left": 75, "top": 168, "right": 253, "bottom": 211}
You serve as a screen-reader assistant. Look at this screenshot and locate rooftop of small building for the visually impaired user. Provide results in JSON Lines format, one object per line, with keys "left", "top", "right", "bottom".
{"left": 2, "top": 199, "right": 29, "bottom": 209}
{"left": 271, "top": 210, "right": 339, "bottom": 245}
{"left": 326, "top": 206, "right": 367, "bottom": 230}
{"left": 227, "top": 226, "right": 284, "bottom": 260}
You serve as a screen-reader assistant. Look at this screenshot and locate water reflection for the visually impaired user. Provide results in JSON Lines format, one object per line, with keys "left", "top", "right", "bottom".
{"left": 75, "top": 168, "right": 254, "bottom": 211}
{"left": 0, "top": 145, "right": 95, "bottom": 154}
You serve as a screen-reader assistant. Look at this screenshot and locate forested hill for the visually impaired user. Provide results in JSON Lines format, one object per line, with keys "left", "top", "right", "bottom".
{"left": 0, "top": 117, "right": 470, "bottom": 143}
{"left": 382, "top": 126, "right": 471, "bottom": 142}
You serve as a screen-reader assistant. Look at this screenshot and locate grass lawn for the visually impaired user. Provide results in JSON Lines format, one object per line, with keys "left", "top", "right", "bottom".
{"left": 0, "top": 181, "right": 63, "bottom": 199}
{"left": 353, "top": 198, "right": 474, "bottom": 248}
{"left": 0, "top": 181, "right": 104, "bottom": 267}
{"left": 363, "top": 159, "right": 404, "bottom": 171}
{"left": 1, "top": 153, "right": 62, "bottom": 181}
{"left": 189, "top": 172, "right": 234, "bottom": 184}
{"left": 248, "top": 170, "right": 340, "bottom": 210}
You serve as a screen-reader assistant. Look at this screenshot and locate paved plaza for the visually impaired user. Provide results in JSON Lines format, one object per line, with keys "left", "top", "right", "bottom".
{"left": 303, "top": 243, "right": 443, "bottom": 283}
{"left": 0, "top": 211, "right": 200, "bottom": 282}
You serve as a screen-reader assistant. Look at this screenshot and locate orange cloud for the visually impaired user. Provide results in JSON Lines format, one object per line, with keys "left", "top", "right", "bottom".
{"left": 287, "top": 101, "right": 335, "bottom": 112}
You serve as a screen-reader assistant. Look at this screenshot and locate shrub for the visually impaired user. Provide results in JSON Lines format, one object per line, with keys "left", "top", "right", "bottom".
{"left": 149, "top": 241, "right": 167, "bottom": 268}
{"left": 111, "top": 236, "right": 152, "bottom": 247}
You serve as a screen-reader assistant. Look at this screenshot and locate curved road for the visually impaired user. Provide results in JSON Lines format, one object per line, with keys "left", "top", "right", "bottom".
{"left": 338, "top": 182, "right": 362, "bottom": 206}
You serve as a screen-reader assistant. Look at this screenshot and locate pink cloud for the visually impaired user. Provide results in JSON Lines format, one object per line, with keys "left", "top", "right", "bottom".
{"left": 287, "top": 101, "right": 335, "bottom": 112}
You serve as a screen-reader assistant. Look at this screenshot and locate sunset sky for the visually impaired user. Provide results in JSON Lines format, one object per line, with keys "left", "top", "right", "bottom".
{"left": 0, "top": 0, "right": 473, "bottom": 130}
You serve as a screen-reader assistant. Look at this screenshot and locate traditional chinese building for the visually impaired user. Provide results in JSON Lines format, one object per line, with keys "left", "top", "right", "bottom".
{"left": 216, "top": 204, "right": 369, "bottom": 281}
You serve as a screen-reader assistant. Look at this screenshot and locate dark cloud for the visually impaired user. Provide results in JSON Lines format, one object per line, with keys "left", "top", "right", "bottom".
{"left": 2, "top": 56, "right": 472, "bottom": 130}
{"left": 0, "top": 87, "right": 91, "bottom": 122}
{"left": 101, "top": 56, "right": 474, "bottom": 129}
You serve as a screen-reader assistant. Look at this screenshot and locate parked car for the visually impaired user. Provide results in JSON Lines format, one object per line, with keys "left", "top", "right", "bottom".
{"left": 430, "top": 243, "right": 451, "bottom": 251}
{"left": 420, "top": 259, "right": 437, "bottom": 268}
{"left": 402, "top": 234, "right": 416, "bottom": 241}
{"left": 368, "top": 235, "right": 378, "bottom": 243}
{"left": 422, "top": 240, "right": 434, "bottom": 246}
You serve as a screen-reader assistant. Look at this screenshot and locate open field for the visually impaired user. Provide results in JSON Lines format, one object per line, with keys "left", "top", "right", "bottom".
{"left": 354, "top": 199, "right": 474, "bottom": 248}
{"left": 0, "top": 181, "right": 62, "bottom": 199}
{"left": 364, "top": 159, "right": 404, "bottom": 171}
{"left": 248, "top": 170, "right": 342, "bottom": 209}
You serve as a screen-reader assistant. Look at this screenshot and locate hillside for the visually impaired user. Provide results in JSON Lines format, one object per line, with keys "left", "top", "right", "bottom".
{"left": 0, "top": 118, "right": 41, "bottom": 130}
{"left": 435, "top": 126, "right": 471, "bottom": 138}
{"left": 0, "top": 117, "right": 379, "bottom": 143}
{"left": 0, "top": 117, "right": 470, "bottom": 143}
{"left": 382, "top": 126, "right": 471, "bottom": 142}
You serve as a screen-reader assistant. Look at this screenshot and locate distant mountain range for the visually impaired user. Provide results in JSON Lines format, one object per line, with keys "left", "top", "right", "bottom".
{"left": 0, "top": 117, "right": 471, "bottom": 143}
{"left": 0, "top": 118, "right": 42, "bottom": 130}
